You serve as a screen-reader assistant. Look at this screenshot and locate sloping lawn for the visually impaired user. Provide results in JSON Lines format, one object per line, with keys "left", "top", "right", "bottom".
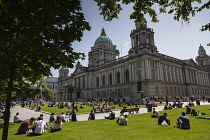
{"left": 2, "top": 105, "right": 210, "bottom": 140}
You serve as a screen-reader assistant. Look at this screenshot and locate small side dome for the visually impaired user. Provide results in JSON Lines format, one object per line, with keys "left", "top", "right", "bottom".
{"left": 94, "top": 28, "right": 113, "bottom": 45}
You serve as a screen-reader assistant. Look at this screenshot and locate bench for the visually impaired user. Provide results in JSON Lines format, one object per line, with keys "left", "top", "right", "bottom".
{"left": 120, "top": 107, "right": 140, "bottom": 115}
{"left": 175, "top": 103, "right": 183, "bottom": 108}
{"left": 93, "top": 106, "right": 104, "bottom": 113}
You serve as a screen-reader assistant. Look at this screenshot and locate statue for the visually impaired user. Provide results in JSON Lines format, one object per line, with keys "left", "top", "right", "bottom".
{"left": 137, "top": 79, "right": 142, "bottom": 91}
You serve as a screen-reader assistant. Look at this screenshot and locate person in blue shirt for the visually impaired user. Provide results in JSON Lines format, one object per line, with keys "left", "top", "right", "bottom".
{"left": 176, "top": 112, "right": 190, "bottom": 129}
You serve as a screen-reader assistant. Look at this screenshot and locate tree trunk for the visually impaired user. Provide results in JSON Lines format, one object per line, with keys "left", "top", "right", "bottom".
{"left": 2, "top": 70, "right": 14, "bottom": 140}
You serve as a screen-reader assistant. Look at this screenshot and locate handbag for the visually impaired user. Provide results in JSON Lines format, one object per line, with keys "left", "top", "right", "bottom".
{"left": 161, "top": 120, "right": 169, "bottom": 126}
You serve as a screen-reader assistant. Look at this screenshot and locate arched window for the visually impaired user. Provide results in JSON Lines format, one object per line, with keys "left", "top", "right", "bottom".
{"left": 117, "top": 72, "right": 120, "bottom": 83}
{"left": 125, "top": 69, "right": 129, "bottom": 82}
{"left": 96, "top": 77, "right": 99, "bottom": 87}
{"left": 109, "top": 73, "right": 112, "bottom": 85}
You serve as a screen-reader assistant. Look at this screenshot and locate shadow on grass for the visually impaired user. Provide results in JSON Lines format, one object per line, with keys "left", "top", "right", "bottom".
{"left": 14, "top": 132, "right": 25, "bottom": 135}
{"left": 27, "top": 133, "right": 43, "bottom": 137}
{"left": 0, "top": 123, "right": 15, "bottom": 129}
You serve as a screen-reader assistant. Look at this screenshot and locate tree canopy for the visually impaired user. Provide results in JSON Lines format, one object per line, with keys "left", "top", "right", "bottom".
{"left": 0, "top": 0, "right": 90, "bottom": 139}
{"left": 94, "top": 0, "right": 210, "bottom": 45}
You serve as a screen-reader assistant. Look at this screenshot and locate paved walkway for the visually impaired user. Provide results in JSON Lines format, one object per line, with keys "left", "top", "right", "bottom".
{"left": 9, "top": 102, "right": 210, "bottom": 122}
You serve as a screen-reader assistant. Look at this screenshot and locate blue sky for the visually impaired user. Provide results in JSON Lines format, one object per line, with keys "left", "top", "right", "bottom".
{"left": 51, "top": 0, "right": 210, "bottom": 77}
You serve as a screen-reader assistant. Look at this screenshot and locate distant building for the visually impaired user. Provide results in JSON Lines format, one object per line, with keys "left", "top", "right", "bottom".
{"left": 44, "top": 77, "right": 58, "bottom": 100}
{"left": 57, "top": 19, "right": 210, "bottom": 102}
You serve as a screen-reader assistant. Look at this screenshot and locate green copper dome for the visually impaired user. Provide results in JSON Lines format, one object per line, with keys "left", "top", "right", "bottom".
{"left": 94, "top": 28, "right": 113, "bottom": 45}
{"left": 95, "top": 36, "right": 112, "bottom": 45}
{"left": 198, "top": 44, "right": 206, "bottom": 52}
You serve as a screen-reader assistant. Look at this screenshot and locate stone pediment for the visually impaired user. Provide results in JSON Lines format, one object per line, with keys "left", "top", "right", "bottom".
{"left": 72, "top": 67, "right": 86, "bottom": 76}
{"left": 186, "top": 58, "right": 197, "bottom": 66}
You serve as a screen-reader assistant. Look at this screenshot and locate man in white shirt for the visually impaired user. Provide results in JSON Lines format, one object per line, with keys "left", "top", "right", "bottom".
{"left": 117, "top": 115, "right": 128, "bottom": 125}
{"left": 33, "top": 117, "right": 47, "bottom": 135}
{"left": 13, "top": 112, "right": 23, "bottom": 123}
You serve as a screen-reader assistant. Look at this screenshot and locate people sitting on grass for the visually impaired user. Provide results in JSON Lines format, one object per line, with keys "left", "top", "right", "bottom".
{"left": 116, "top": 114, "right": 128, "bottom": 125}
{"left": 188, "top": 101, "right": 195, "bottom": 106}
{"left": 105, "top": 110, "right": 115, "bottom": 119}
{"left": 35, "top": 105, "right": 41, "bottom": 111}
{"left": 48, "top": 103, "right": 53, "bottom": 107}
{"left": 151, "top": 108, "right": 160, "bottom": 118}
{"left": 17, "top": 117, "right": 35, "bottom": 134}
{"left": 49, "top": 113, "right": 55, "bottom": 123}
{"left": 88, "top": 110, "right": 95, "bottom": 120}
{"left": 52, "top": 115, "right": 63, "bottom": 132}
{"left": 164, "top": 104, "right": 168, "bottom": 110}
{"left": 191, "top": 109, "right": 199, "bottom": 116}
{"left": 175, "top": 112, "right": 190, "bottom": 129}
{"left": 186, "top": 105, "right": 191, "bottom": 114}
{"left": 172, "top": 101, "right": 177, "bottom": 108}
{"left": 33, "top": 117, "right": 48, "bottom": 135}
{"left": 60, "top": 112, "right": 66, "bottom": 122}
{"left": 168, "top": 104, "right": 173, "bottom": 109}
{"left": 158, "top": 112, "right": 170, "bottom": 125}
{"left": 14, "top": 112, "right": 23, "bottom": 123}
{"left": 80, "top": 104, "right": 85, "bottom": 108}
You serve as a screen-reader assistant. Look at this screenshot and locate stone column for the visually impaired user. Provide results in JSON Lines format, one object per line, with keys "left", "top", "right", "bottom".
{"left": 185, "top": 69, "right": 189, "bottom": 83}
{"left": 113, "top": 69, "right": 116, "bottom": 84}
{"left": 165, "top": 65, "right": 168, "bottom": 82}
{"left": 141, "top": 60, "right": 145, "bottom": 80}
{"left": 156, "top": 61, "right": 160, "bottom": 80}
{"left": 120, "top": 67, "right": 122, "bottom": 83}
{"left": 122, "top": 66, "right": 124, "bottom": 83}
{"left": 129, "top": 63, "right": 132, "bottom": 82}
{"left": 159, "top": 62, "right": 164, "bottom": 81}
{"left": 132, "top": 63, "right": 135, "bottom": 81}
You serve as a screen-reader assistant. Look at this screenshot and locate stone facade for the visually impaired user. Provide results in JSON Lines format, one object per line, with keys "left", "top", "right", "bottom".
{"left": 56, "top": 21, "right": 210, "bottom": 102}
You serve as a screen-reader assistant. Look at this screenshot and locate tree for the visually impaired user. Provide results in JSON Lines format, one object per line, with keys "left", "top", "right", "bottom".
{"left": 94, "top": 0, "right": 210, "bottom": 45}
{"left": 0, "top": 1, "right": 90, "bottom": 139}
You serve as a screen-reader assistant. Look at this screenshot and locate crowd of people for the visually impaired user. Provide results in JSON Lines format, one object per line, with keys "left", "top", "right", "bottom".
{"left": 16, "top": 112, "right": 64, "bottom": 135}
{"left": 1, "top": 98, "right": 208, "bottom": 137}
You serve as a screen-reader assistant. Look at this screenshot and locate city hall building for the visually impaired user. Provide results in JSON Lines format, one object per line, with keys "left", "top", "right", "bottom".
{"left": 56, "top": 20, "right": 210, "bottom": 102}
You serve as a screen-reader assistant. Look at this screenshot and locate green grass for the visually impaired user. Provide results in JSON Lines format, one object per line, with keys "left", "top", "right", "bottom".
{"left": 1, "top": 105, "right": 210, "bottom": 140}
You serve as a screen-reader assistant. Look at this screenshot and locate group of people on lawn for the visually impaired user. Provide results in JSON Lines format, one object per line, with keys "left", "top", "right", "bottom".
{"left": 15, "top": 112, "right": 64, "bottom": 135}
{"left": 151, "top": 106, "right": 192, "bottom": 129}
{"left": 16, "top": 101, "right": 206, "bottom": 136}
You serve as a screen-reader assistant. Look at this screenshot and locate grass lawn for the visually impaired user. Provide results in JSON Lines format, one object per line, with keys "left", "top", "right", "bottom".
{"left": 1, "top": 105, "right": 210, "bottom": 140}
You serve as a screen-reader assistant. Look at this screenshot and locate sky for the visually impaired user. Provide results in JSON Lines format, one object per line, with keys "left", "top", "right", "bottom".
{"left": 51, "top": 0, "right": 210, "bottom": 77}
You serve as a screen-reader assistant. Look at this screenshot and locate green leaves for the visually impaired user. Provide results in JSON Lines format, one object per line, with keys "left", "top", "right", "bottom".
{"left": 95, "top": 0, "right": 209, "bottom": 45}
